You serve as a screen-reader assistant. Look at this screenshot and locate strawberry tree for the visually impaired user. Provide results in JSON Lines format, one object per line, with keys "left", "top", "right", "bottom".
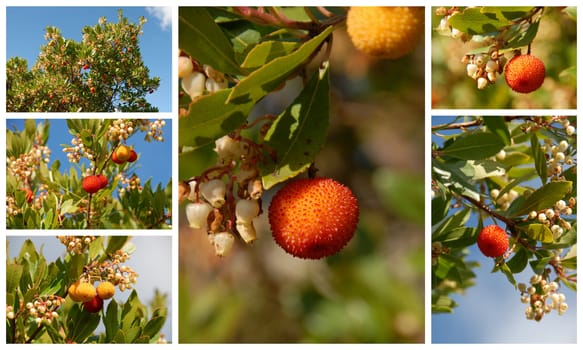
{"left": 6, "top": 236, "right": 168, "bottom": 343}
{"left": 6, "top": 10, "right": 160, "bottom": 112}
{"left": 432, "top": 6, "right": 576, "bottom": 109}
{"left": 6, "top": 119, "right": 171, "bottom": 229}
{"left": 178, "top": 6, "right": 424, "bottom": 257}
{"left": 432, "top": 116, "right": 577, "bottom": 322}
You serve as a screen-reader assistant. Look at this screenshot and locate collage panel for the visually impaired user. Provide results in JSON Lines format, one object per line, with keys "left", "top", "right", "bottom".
{"left": 178, "top": 7, "right": 425, "bottom": 343}
{"left": 431, "top": 6, "right": 576, "bottom": 109}
{"left": 5, "top": 6, "right": 172, "bottom": 113}
{"left": 6, "top": 118, "right": 172, "bottom": 229}
{"left": 5, "top": 235, "right": 172, "bottom": 343}
{"left": 431, "top": 116, "right": 577, "bottom": 343}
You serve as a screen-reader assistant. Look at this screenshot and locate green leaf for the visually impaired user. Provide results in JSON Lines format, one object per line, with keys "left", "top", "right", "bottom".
{"left": 506, "top": 20, "right": 540, "bottom": 49}
{"left": 458, "top": 159, "right": 506, "bottom": 180}
{"left": 526, "top": 223, "right": 554, "bottom": 243}
{"left": 105, "top": 299, "right": 119, "bottom": 342}
{"left": 6, "top": 263, "right": 23, "bottom": 292}
{"left": 241, "top": 41, "right": 301, "bottom": 70}
{"left": 448, "top": 7, "right": 511, "bottom": 35}
{"left": 431, "top": 194, "right": 451, "bottom": 225}
{"left": 506, "top": 247, "right": 529, "bottom": 273}
{"left": 227, "top": 26, "right": 333, "bottom": 104}
{"left": 432, "top": 295, "right": 457, "bottom": 313}
{"left": 495, "top": 262, "right": 517, "bottom": 287}
{"left": 143, "top": 316, "right": 166, "bottom": 339}
{"left": 483, "top": 116, "right": 511, "bottom": 145}
{"left": 441, "top": 132, "right": 505, "bottom": 160}
{"left": 178, "top": 7, "right": 244, "bottom": 76}
{"left": 179, "top": 88, "right": 254, "bottom": 149}
{"left": 260, "top": 62, "right": 330, "bottom": 189}
{"left": 432, "top": 161, "right": 480, "bottom": 201}
{"left": 105, "top": 236, "right": 128, "bottom": 257}
{"left": 514, "top": 181, "right": 572, "bottom": 216}
{"left": 530, "top": 131, "right": 547, "bottom": 185}
{"left": 69, "top": 305, "right": 101, "bottom": 343}
{"left": 432, "top": 208, "right": 471, "bottom": 239}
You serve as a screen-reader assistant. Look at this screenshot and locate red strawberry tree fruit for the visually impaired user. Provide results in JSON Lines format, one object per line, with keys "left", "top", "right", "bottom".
{"left": 432, "top": 6, "right": 576, "bottom": 109}
{"left": 6, "top": 236, "right": 168, "bottom": 344}
{"left": 6, "top": 119, "right": 171, "bottom": 229}
{"left": 432, "top": 116, "right": 577, "bottom": 322}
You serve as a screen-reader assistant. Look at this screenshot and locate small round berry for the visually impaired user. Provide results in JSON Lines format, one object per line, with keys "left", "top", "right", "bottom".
{"left": 476, "top": 225, "right": 509, "bottom": 258}
{"left": 127, "top": 149, "right": 138, "bottom": 163}
{"left": 346, "top": 7, "right": 424, "bottom": 59}
{"left": 269, "top": 177, "right": 359, "bottom": 259}
{"left": 185, "top": 202, "right": 213, "bottom": 230}
{"left": 82, "top": 175, "right": 102, "bottom": 194}
{"left": 68, "top": 281, "right": 83, "bottom": 302}
{"left": 115, "top": 145, "right": 132, "bottom": 162}
{"left": 96, "top": 174, "right": 108, "bottom": 189}
{"left": 75, "top": 282, "right": 97, "bottom": 303}
{"left": 96, "top": 281, "right": 115, "bottom": 300}
{"left": 111, "top": 151, "right": 125, "bottom": 164}
{"left": 504, "top": 54, "right": 546, "bottom": 93}
{"left": 83, "top": 295, "right": 103, "bottom": 313}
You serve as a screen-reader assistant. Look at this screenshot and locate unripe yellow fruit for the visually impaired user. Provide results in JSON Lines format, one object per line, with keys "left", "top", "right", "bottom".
{"left": 75, "top": 282, "right": 97, "bottom": 302}
{"left": 115, "top": 145, "right": 131, "bottom": 162}
{"left": 346, "top": 7, "right": 424, "bottom": 59}
{"left": 68, "top": 281, "right": 83, "bottom": 302}
{"left": 96, "top": 281, "right": 115, "bottom": 300}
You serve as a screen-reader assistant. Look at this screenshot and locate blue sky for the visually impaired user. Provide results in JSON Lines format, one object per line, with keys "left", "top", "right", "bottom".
{"left": 6, "top": 118, "right": 172, "bottom": 195}
{"left": 431, "top": 116, "right": 577, "bottom": 343}
{"left": 6, "top": 235, "right": 172, "bottom": 342}
{"left": 6, "top": 6, "right": 172, "bottom": 112}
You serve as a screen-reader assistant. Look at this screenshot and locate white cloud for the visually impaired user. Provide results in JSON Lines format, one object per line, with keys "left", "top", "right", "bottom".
{"left": 146, "top": 7, "right": 172, "bottom": 31}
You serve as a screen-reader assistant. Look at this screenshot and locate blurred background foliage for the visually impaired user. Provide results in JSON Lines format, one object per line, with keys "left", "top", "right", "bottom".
{"left": 179, "top": 9, "right": 425, "bottom": 343}
{"left": 432, "top": 7, "right": 576, "bottom": 109}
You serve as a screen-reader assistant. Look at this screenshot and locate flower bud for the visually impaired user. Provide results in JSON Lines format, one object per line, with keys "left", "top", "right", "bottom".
{"left": 235, "top": 199, "right": 260, "bottom": 223}
{"left": 178, "top": 56, "right": 194, "bottom": 78}
{"left": 181, "top": 71, "right": 206, "bottom": 99}
{"left": 185, "top": 202, "right": 212, "bottom": 229}
{"left": 199, "top": 179, "right": 226, "bottom": 208}
{"left": 209, "top": 232, "right": 235, "bottom": 257}
{"left": 236, "top": 221, "right": 257, "bottom": 244}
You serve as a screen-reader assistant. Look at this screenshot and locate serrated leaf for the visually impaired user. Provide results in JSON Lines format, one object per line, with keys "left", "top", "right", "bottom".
{"left": 526, "top": 223, "right": 554, "bottom": 243}
{"left": 449, "top": 7, "right": 511, "bottom": 35}
{"left": 241, "top": 41, "right": 301, "bottom": 70}
{"left": 179, "top": 88, "right": 254, "bottom": 149}
{"left": 179, "top": 7, "right": 244, "bottom": 76}
{"left": 514, "top": 181, "right": 572, "bottom": 216}
{"left": 260, "top": 62, "right": 330, "bottom": 189}
{"left": 442, "top": 132, "right": 505, "bottom": 160}
{"left": 227, "top": 26, "right": 333, "bottom": 104}
{"left": 483, "top": 116, "right": 510, "bottom": 145}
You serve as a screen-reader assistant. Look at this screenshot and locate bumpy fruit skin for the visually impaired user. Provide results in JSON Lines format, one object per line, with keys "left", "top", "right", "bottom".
{"left": 96, "top": 174, "right": 108, "bottom": 189}
{"left": 96, "top": 281, "right": 115, "bottom": 300}
{"left": 128, "top": 149, "right": 138, "bottom": 163}
{"left": 82, "top": 175, "right": 102, "bottom": 194}
{"left": 477, "top": 225, "right": 509, "bottom": 258}
{"left": 68, "top": 281, "right": 83, "bottom": 302}
{"left": 111, "top": 151, "right": 125, "bottom": 164}
{"left": 269, "top": 177, "right": 359, "bottom": 259}
{"left": 75, "top": 282, "right": 97, "bottom": 302}
{"left": 346, "top": 7, "right": 424, "bottom": 59}
{"left": 504, "top": 54, "right": 546, "bottom": 93}
{"left": 83, "top": 295, "right": 104, "bottom": 313}
{"left": 115, "top": 145, "right": 132, "bottom": 162}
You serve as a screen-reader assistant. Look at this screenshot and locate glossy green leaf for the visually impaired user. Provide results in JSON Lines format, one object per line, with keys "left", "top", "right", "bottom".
{"left": 483, "top": 116, "right": 511, "bottom": 145}
{"left": 227, "top": 26, "right": 333, "bottom": 104}
{"left": 260, "top": 62, "right": 330, "bottom": 189}
{"left": 442, "top": 132, "right": 505, "bottom": 160}
{"left": 497, "top": 151, "right": 531, "bottom": 168}
{"left": 432, "top": 208, "right": 471, "bottom": 239}
{"left": 179, "top": 89, "right": 254, "bottom": 150}
{"left": 526, "top": 223, "right": 554, "bottom": 243}
{"left": 178, "top": 143, "right": 216, "bottom": 180}
{"left": 530, "top": 134, "right": 547, "bottom": 184}
{"left": 179, "top": 7, "right": 244, "bottom": 76}
{"left": 241, "top": 41, "right": 301, "bottom": 70}
{"left": 432, "top": 161, "right": 480, "bottom": 201}
{"left": 448, "top": 7, "right": 510, "bottom": 35}
{"left": 506, "top": 20, "right": 540, "bottom": 49}
{"left": 431, "top": 194, "right": 451, "bottom": 225}
{"left": 104, "top": 299, "right": 119, "bottom": 342}
{"left": 143, "top": 316, "right": 166, "bottom": 339}
{"left": 506, "top": 246, "right": 529, "bottom": 273}
{"left": 481, "top": 7, "right": 535, "bottom": 21}
{"left": 515, "top": 181, "right": 572, "bottom": 216}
